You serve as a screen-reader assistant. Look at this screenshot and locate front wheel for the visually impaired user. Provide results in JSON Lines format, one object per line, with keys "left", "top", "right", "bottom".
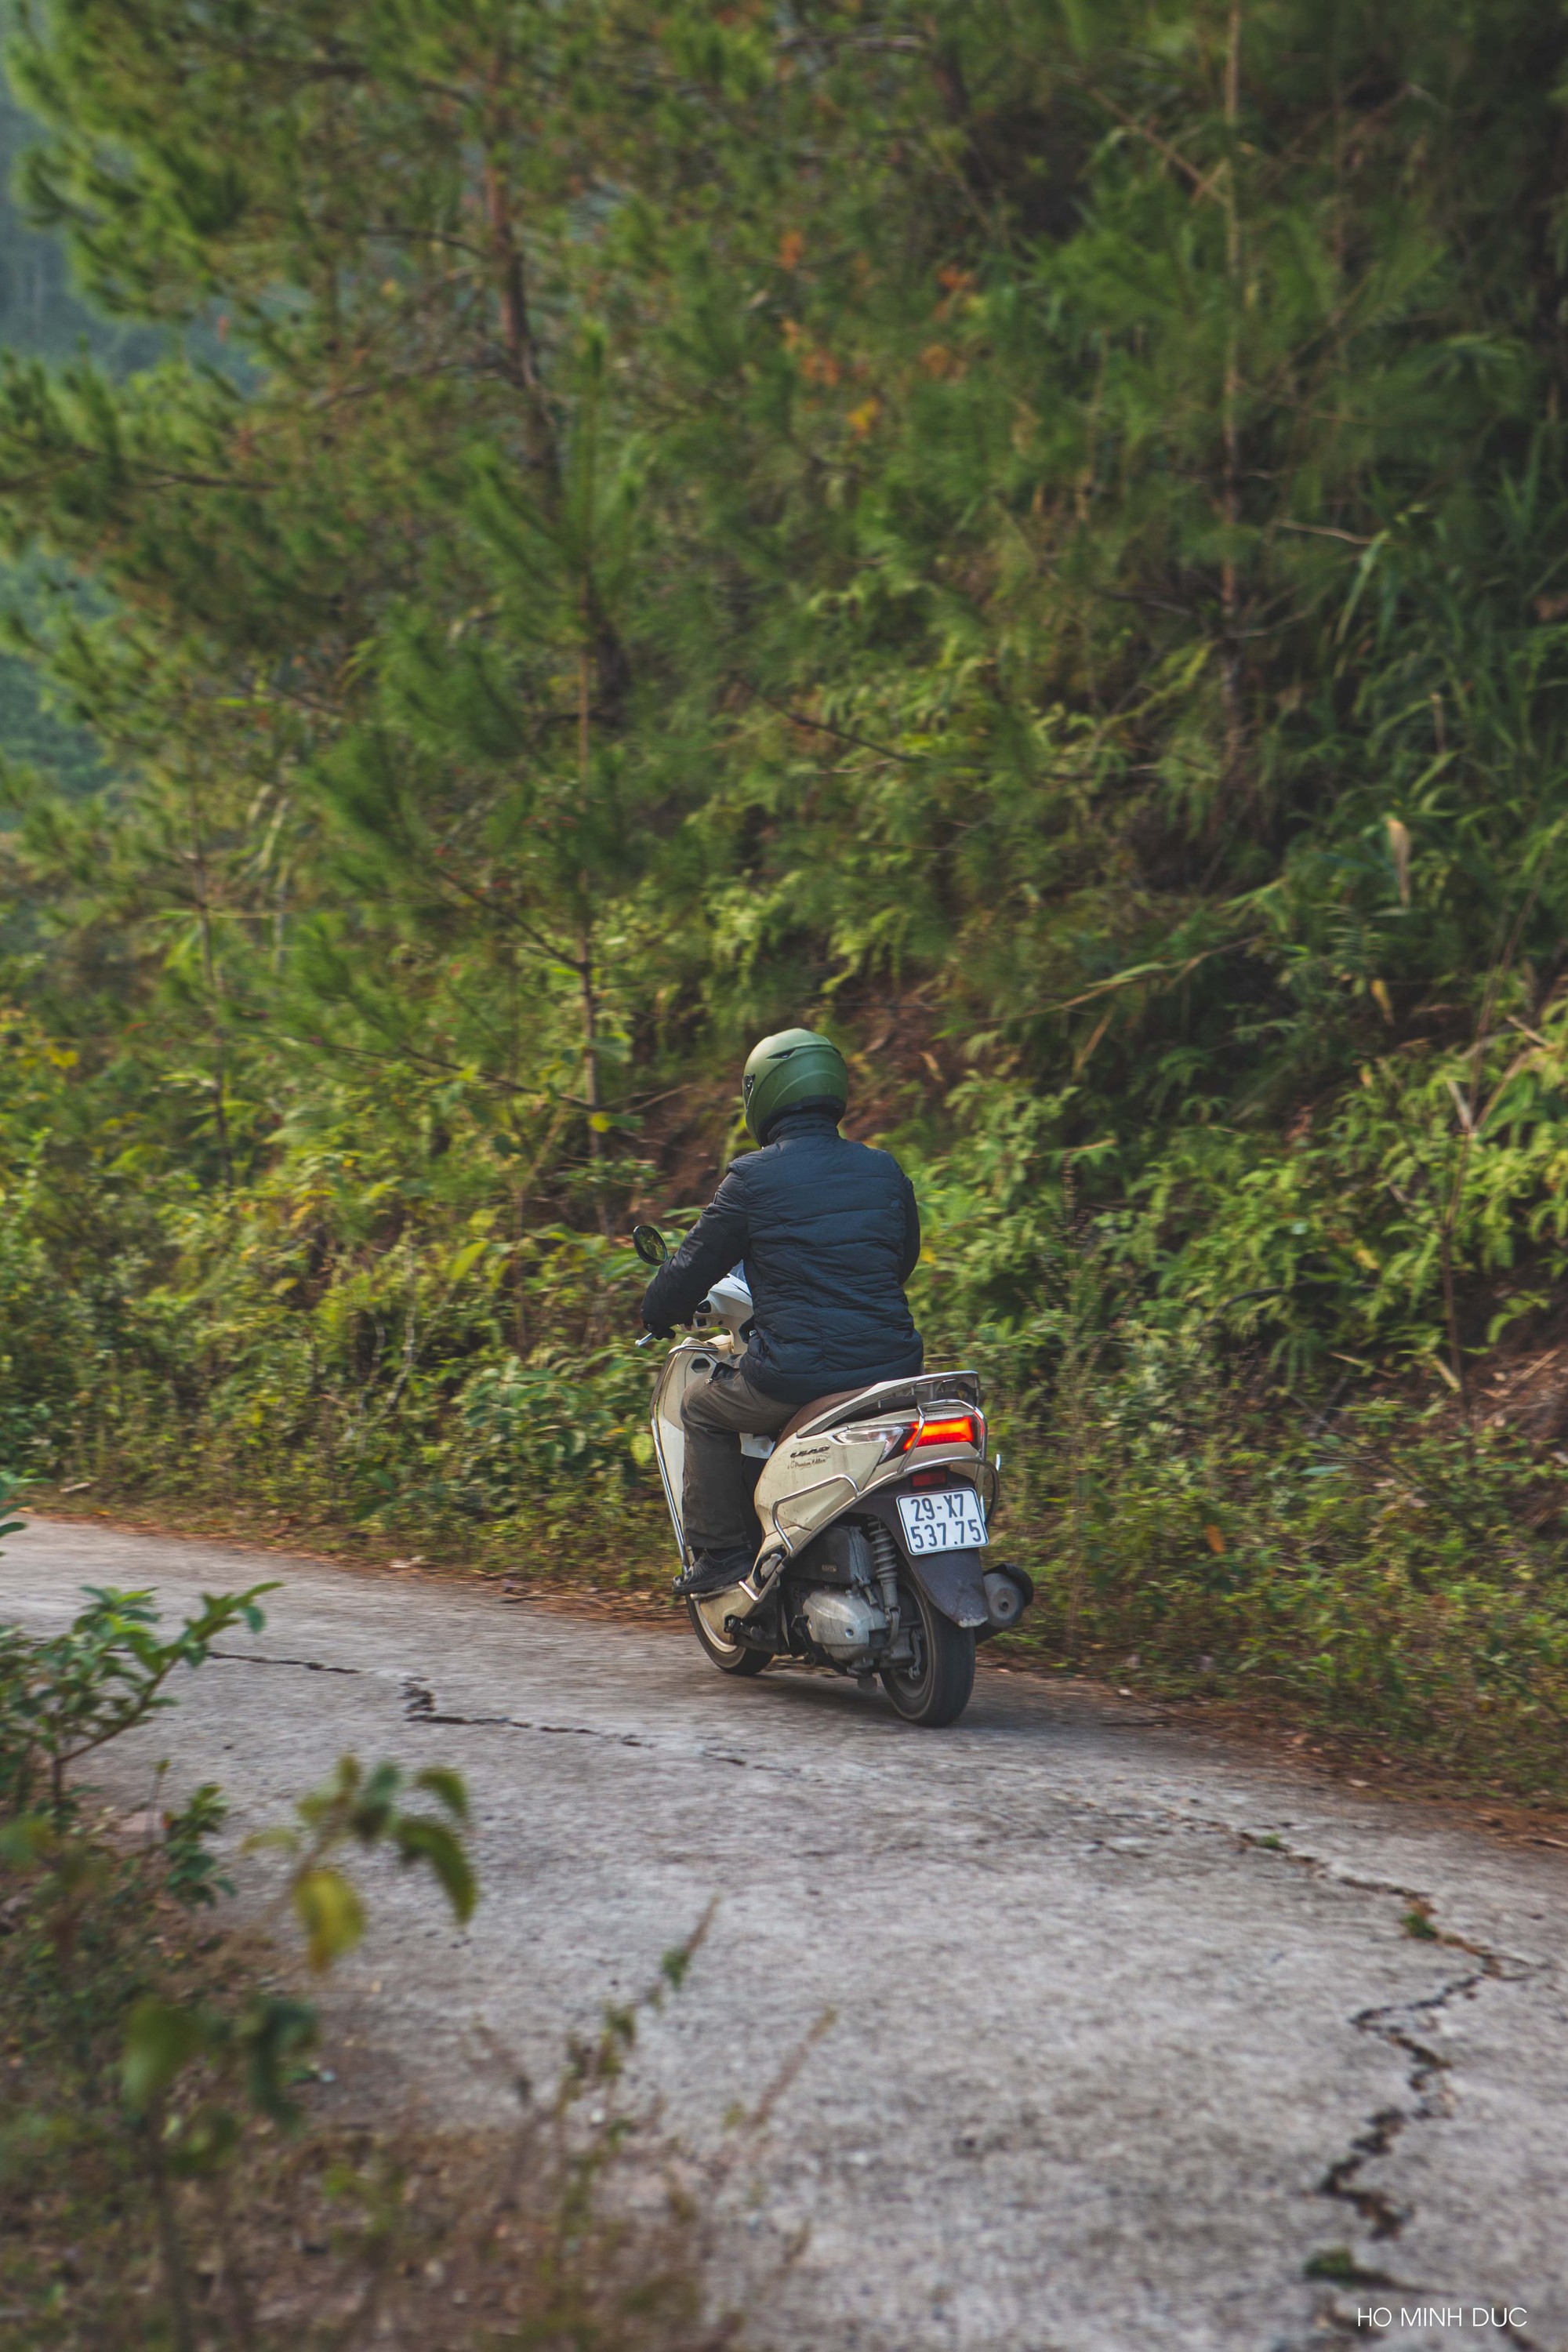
{"left": 688, "top": 1597, "right": 772, "bottom": 1677}
{"left": 880, "top": 1577, "right": 975, "bottom": 1728}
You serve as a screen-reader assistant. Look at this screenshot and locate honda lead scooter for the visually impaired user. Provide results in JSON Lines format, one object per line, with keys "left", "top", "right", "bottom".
{"left": 633, "top": 1226, "right": 1033, "bottom": 1728}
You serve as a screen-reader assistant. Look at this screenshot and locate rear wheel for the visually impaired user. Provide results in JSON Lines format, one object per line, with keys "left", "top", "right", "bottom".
{"left": 687, "top": 1597, "right": 773, "bottom": 1677}
{"left": 880, "top": 1577, "right": 975, "bottom": 1727}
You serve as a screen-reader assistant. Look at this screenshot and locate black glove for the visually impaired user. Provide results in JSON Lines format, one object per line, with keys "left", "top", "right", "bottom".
{"left": 641, "top": 1273, "right": 676, "bottom": 1339}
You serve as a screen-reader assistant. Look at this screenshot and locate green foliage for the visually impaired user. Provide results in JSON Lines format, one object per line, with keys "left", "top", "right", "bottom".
{"left": 256, "top": 1751, "right": 476, "bottom": 1969}
{"left": 0, "top": 1574, "right": 276, "bottom": 1819}
{"left": 122, "top": 1746, "right": 476, "bottom": 2154}
{"left": 905, "top": 1121, "right": 1568, "bottom": 1787}
{"left": 0, "top": 1527, "right": 484, "bottom": 2346}
{"left": 158, "top": 1780, "right": 233, "bottom": 1910}
{"left": 0, "top": 0, "right": 1566, "bottom": 1784}
{"left": 0, "top": 1466, "right": 23, "bottom": 1545}
{"left": 0, "top": 81, "right": 160, "bottom": 366}
{"left": 0, "top": 1530, "right": 744, "bottom": 2350}
{"left": 985, "top": 1321, "right": 1568, "bottom": 1787}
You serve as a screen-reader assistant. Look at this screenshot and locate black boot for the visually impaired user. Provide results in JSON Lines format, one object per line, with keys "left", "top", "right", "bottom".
{"left": 673, "top": 1548, "right": 754, "bottom": 1598}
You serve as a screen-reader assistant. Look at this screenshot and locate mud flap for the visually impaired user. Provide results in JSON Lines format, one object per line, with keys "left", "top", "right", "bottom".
{"left": 901, "top": 1546, "right": 990, "bottom": 1631}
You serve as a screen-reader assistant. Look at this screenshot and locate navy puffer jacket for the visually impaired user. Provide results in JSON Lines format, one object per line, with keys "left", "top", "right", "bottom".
{"left": 641, "top": 1110, "right": 924, "bottom": 1407}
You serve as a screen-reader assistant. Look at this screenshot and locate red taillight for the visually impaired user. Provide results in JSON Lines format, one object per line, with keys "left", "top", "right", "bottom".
{"left": 907, "top": 1414, "right": 980, "bottom": 1452}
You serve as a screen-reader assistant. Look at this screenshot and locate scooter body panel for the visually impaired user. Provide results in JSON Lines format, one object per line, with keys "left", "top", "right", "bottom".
{"left": 750, "top": 1368, "right": 989, "bottom": 1559}
{"left": 649, "top": 1330, "right": 753, "bottom": 1566}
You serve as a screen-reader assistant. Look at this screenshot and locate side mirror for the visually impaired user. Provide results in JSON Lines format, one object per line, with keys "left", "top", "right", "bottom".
{"left": 632, "top": 1224, "right": 669, "bottom": 1267}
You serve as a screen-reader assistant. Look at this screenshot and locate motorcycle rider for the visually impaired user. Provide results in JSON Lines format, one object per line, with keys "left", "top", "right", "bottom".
{"left": 641, "top": 1028, "right": 924, "bottom": 1597}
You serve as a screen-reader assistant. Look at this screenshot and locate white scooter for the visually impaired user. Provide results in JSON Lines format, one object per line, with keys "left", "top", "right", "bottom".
{"left": 633, "top": 1227, "right": 1033, "bottom": 1728}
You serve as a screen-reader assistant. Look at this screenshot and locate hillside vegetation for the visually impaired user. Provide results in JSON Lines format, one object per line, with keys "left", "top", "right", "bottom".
{"left": 2, "top": 0, "right": 1566, "bottom": 1789}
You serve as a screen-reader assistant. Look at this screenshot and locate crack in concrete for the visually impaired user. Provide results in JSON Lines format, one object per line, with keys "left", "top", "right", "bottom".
{"left": 1321, "top": 1973, "right": 1479, "bottom": 2241}
{"left": 398, "top": 1673, "right": 653, "bottom": 1745}
{"left": 1228, "top": 1834, "right": 1544, "bottom": 2350}
{"left": 397, "top": 1676, "right": 790, "bottom": 1776}
{"left": 1049, "top": 1815, "right": 1554, "bottom": 2345}
{"left": 211, "top": 1649, "right": 363, "bottom": 1677}
{"left": 1229, "top": 1828, "right": 1538, "bottom": 1973}
{"left": 1311, "top": 1965, "right": 1543, "bottom": 2347}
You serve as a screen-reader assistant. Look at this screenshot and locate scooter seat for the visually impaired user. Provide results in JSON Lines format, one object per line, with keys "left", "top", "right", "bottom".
{"left": 775, "top": 1388, "right": 867, "bottom": 1444}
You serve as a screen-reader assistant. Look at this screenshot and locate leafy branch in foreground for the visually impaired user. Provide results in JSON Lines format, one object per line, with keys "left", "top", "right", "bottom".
{"left": 0, "top": 1563, "right": 278, "bottom": 1822}
{"left": 125, "top": 1751, "right": 476, "bottom": 2121}
{"left": 0, "top": 1556, "right": 482, "bottom": 2350}
{"left": 118, "top": 1753, "right": 477, "bottom": 2352}
{"left": 247, "top": 1751, "right": 475, "bottom": 1973}
{"left": 0, "top": 1511, "right": 778, "bottom": 2350}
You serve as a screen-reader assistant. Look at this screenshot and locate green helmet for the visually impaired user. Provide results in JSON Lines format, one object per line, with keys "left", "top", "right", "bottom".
{"left": 742, "top": 1027, "right": 848, "bottom": 1143}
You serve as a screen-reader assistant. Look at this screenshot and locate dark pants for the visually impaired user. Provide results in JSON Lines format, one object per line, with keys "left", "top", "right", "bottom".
{"left": 680, "top": 1363, "right": 796, "bottom": 1555}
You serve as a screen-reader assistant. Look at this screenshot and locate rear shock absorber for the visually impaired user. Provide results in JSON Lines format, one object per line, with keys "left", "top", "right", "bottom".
{"left": 866, "top": 1519, "right": 902, "bottom": 1637}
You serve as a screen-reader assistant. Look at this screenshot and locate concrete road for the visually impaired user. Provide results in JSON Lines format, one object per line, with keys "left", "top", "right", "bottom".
{"left": 5, "top": 1517, "right": 1566, "bottom": 2352}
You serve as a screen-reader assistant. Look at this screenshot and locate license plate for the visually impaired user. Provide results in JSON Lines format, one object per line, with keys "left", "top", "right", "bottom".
{"left": 897, "top": 1488, "right": 987, "bottom": 1554}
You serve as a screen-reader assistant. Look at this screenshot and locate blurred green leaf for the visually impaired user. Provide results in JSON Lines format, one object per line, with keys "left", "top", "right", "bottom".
{"left": 292, "top": 1867, "right": 366, "bottom": 1973}
{"left": 392, "top": 1817, "right": 476, "bottom": 1925}
{"left": 412, "top": 1765, "right": 469, "bottom": 1824}
{"left": 122, "top": 1998, "right": 209, "bottom": 2108}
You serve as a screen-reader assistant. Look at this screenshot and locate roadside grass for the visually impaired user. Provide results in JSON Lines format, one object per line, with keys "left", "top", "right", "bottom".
{"left": 982, "top": 1374, "right": 1568, "bottom": 1806}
